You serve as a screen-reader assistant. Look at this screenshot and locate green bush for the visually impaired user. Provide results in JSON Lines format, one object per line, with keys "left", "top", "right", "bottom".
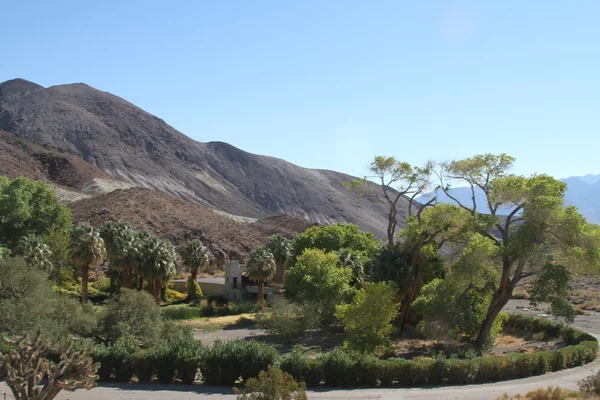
{"left": 335, "top": 282, "right": 399, "bottom": 353}
{"left": 201, "top": 340, "right": 279, "bottom": 386}
{"left": 98, "top": 289, "right": 164, "bottom": 345}
{"left": 150, "top": 341, "right": 179, "bottom": 384}
{"left": 131, "top": 350, "right": 154, "bottom": 382}
{"left": 186, "top": 276, "right": 203, "bottom": 300}
{"left": 162, "top": 304, "right": 203, "bottom": 320}
{"left": 319, "top": 347, "right": 378, "bottom": 387}
{"left": 175, "top": 340, "right": 205, "bottom": 384}
{"left": 256, "top": 299, "right": 318, "bottom": 343}
{"left": 234, "top": 366, "right": 307, "bottom": 400}
{"left": 279, "top": 346, "right": 323, "bottom": 386}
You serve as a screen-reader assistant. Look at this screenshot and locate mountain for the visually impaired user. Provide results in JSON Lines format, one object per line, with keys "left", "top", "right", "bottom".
{"left": 418, "top": 174, "right": 600, "bottom": 224}
{"left": 0, "top": 78, "right": 407, "bottom": 239}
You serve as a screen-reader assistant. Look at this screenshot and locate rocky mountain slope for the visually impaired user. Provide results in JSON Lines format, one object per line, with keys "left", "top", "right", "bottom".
{"left": 0, "top": 78, "right": 408, "bottom": 238}
{"left": 69, "top": 188, "right": 314, "bottom": 260}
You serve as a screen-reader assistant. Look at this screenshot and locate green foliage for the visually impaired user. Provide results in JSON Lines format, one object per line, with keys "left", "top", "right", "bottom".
{"left": 529, "top": 263, "right": 575, "bottom": 322}
{"left": 285, "top": 249, "right": 354, "bottom": 326}
{"left": 186, "top": 276, "right": 203, "bottom": 300}
{"left": 201, "top": 340, "right": 279, "bottom": 385}
{"left": 235, "top": 366, "right": 307, "bottom": 400}
{"left": 266, "top": 234, "right": 292, "bottom": 263}
{"left": 289, "top": 224, "right": 380, "bottom": 267}
{"left": 98, "top": 289, "right": 164, "bottom": 345}
{"left": 256, "top": 298, "right": 318, "bottom": 343}
{"left": 247, "top": 248, "right": 276, "bottom": 282}
{"left": 279, "top": 346, "right": 323, "bottom": 386}
{"left": 0, "top": 257, "right": 96, "bottom": 339}
{"left": 0, "top": 176, "right": 72, "bottom": 250}
{"left": 69, "top": 222, "right": 107, "bottom": 303}
{"left": 99, "top": 220, "right": 139, "bottom": 288}
{"left": 162, "top": 304, "right": 203, "bottom": 320}
{"left": 181, "top": 238, "right": 209, "bottom": 281}
{"left": 18, "top": 235, "right": 53, "bottom": 272}
{"left": 335, "top": 282, "right": 399, "bottom": 353}
{"left": 139, "top": 235, "right": 178, "bottom": 302}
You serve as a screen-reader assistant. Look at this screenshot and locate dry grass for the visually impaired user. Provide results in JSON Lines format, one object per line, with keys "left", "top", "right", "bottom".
{"left": 181, "top": 313, "right": 256, "bottom": 329}
{"left": 495, "top": 334, "right": 527, "bottom": 348}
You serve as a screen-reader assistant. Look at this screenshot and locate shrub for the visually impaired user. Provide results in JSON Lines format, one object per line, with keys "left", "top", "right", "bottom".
{"left": 166, "top": 288, "right": 187, "bottom": 303}
{"left": 175, "top": 340, "right": 205, "bottom": 384}
{"left": 234, "top": 366, "right": 307, "bottom": 400}
{"left": 579, "top": 370, "right": 600, "bottom": 395}
{"left": 256, "top": 299, "right": 318, "bottom": 343}
{"left": 201, "top": 340, "right": 279, "bottom": 386}
{"left": 335, "top": 282, "right": 399, "bottom": 353}
{"left": 111, "top": 336, "right": 138, "bottom": 382}
{"left": 319, "top": 347, "right": 379, "bottom": 387}
{"left": 229, "top": 300, "right": 259, "bottom": 315}
{"left": 131, "top": 350, "right": 154, "bottom": 382}
{"left": 279, "top": 346, "right": 323, "bottom": 386}
{"left": 186, "top": 276, "right": 203, "bottom": 300}
{"left": 98, "top": 289, "right": 164, "bottom": 344}
{"left": 162, "top": 304, "right": 203, "bottom": 320}
{"left": 496, "top": 386, "right": 586, "bottom": 400}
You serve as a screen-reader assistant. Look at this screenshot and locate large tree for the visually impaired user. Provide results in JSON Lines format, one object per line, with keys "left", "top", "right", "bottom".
{"left": 290, "top": 224, "right": 380, "bottom": 268}
{"left": 435, "top": 153, "right": 600, "bottom": 348}
{"left": 181, "top": 238, "right": 209, "bottom": 282}
{"left": 0, "top": 177, "right": 71, "bottom": 250}
{"left": 285, "top": 249, "right": 353, "bottom": 325}
{"left": 68, "top": 222, "right": 107, "bottom": 304}
{"left": 246, "top": 248, "right": 276, "bottom": 309}
{"left": 343, "top": 156, "right": 433, "bottom": 248}
{"left": 266, "top": 234, "right": 292, "bottom": 283}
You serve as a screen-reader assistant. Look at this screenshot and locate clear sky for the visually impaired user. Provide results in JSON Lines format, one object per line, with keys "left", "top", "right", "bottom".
{"left": 2, "top": 1, "right": 599, "bottom": 179}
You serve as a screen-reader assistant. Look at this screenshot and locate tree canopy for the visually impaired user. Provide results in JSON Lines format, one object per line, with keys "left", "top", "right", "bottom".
{"left": 0, "top": 177, "right": 71, "bottom": 250}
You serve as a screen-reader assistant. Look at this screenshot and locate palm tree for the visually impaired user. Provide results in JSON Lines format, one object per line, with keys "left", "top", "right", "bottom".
{"left": 140, "top": 235, "right": 177, "bottom": 303}
{"left": 100, "top": 220, "right": 139, "bottom": 289}
{"left": 246, "top": 248, "right": 276, "bottom": 309}
{"left": 266, "top": 234, "right": 292, "bottom": 283}
{"left": 181, "top": 238, "right": 209, "bottom": 282}
{"left": 68, "top": 222, "right": 107, "bottom": 304}
{"left": 19, "top": 235, "right": 53, "bottom": 272}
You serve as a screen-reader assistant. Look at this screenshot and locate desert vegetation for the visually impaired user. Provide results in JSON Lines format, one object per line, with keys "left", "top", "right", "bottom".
{"left": 1, "top": 151, "right": 600, "bottom": 395}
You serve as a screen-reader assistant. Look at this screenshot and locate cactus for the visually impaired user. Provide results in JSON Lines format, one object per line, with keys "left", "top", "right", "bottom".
{"left": 0, "top": 334, "right": 98, "bottom": 400}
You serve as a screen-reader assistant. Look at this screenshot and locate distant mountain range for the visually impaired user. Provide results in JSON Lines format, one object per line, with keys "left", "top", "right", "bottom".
{"left": 418, "top": 174, "right": 600, "bottom": 224}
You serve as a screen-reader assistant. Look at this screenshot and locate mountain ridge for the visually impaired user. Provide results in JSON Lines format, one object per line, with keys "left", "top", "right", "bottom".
{"left": 0, "top": 78, "right": 405, "bottom": 239}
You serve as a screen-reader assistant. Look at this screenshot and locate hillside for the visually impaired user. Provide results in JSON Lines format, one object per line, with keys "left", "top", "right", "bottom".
{"left": 0, "top": 78, "right": 411, "bottom": 238}
{"left": 68, "top": 187, "right": 314, "bottom": 260}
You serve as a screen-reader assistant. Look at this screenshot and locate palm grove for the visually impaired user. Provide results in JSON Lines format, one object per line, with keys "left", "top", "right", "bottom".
{"left": 0, "top": 152, "right": 599, "bottom": 396}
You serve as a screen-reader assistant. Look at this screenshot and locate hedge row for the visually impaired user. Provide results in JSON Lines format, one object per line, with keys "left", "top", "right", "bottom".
{"left": 92, "top": 315, "right": 598, "bottom": 387}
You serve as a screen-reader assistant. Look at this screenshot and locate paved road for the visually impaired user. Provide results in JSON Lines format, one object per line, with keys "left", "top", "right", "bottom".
{"left": 2, "top": 300, "right": 599, "bottom": 399}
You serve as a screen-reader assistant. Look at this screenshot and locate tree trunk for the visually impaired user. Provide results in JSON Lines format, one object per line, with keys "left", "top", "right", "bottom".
{"left": 257, "top": 280, "right": 264, "bottom": 309}
{"left": 474, "top": 290, "right": 511, "bottom": 350}
{"left": 123, "top": 269, "right": 133, "bottom": 289}
{"left": 387, "top": 206, "right": 398, "bottom": 248}
{"left": 273, "top": 260, "right": 286, "bottom": 283}
{"left": 138, "top": 275, "right": 144, "bottom": 290}
{"left": 81, "top": 265, "right": 89, "bottom": 304}
{"left": 191, "top": 267, "right": 198, "bottom": 283}
{"left": 153, "top": 279, "right": 162, "bottom": 304}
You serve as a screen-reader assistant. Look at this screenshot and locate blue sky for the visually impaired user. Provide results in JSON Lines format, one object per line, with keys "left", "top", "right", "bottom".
{"left": 2, "top": 1, "right": 599, "bottom": 179}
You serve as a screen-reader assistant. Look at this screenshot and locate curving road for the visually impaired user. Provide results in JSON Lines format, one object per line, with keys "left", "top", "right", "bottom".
{"left": 2, "top": 301, "right": 599, "bottom": 400}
